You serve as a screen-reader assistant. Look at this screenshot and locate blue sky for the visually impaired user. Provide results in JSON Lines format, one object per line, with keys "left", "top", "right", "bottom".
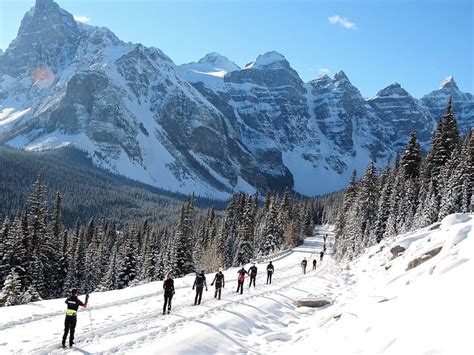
{"left": 0, "top": 0, "right": 472, "bottom": 97}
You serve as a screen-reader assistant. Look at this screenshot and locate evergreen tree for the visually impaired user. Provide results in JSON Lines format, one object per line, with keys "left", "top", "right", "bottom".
{"left": 173, "top": 198, "right": 196, "bottom": 276}
{"left": 2, "top": 269, "right": 22, "bottom": 306}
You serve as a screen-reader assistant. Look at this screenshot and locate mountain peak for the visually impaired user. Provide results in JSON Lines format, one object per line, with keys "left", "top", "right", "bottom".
{"left": 376, "top": 83, "right": 410, "bottom": 97}
{"left": 35, "top": 0, "right": 55, "bottom": 10}
{"left": 245, "top": 51, "right": 288, "bottom": 70}
{"left": 439, "top": 76, "right": 458, "bottom": 90}
{"left": 334, "top": 70, "right": 349, "bottom": 82}
{"left": 197, "top": 52, "right": 240, "bottom": 71}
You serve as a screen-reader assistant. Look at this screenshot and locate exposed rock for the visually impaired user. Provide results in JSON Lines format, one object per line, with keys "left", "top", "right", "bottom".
{"left": 296, "top": 298, "right": 331, "bottom": 308}
{"left": 390, "top": 245, "right": 406, "bottom": 259}
{"left": 406, "top": 246, "right": 443, "bottom": 271}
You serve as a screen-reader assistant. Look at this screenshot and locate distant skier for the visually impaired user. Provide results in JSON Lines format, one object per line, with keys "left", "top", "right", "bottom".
{"left": 211, "top": 268, "right": 225, "bottom": 300}
{"left": 312, "top": 259, "right": 317, "bottom": 270}
{"left": 323, "top": 234, "right": 327, "bottom": 243}
{"left": 320, "top": 250, "right": 324, "bottom": 262}
{"left": 323, "top": 244, "right": 327, "bottom": 253}
{"left": 248, "top": 263, "right": 258, "bottom": 288}
{"left": 163, "top": 272, "right": 175, "bottom": 315}
{"left": 62, "top": 288, "right": 88, "bottom": 348}
{"left": 192, "top": 270, "right": 208, "bottom": 305}
{"left": 266, "top": 261, "right": 274, "bottom": 284}
{"left": 236, "top": 267, "right": 248, "bottom": 294}
{"left": 301, "top": 258, "right": 308, "bottom": 274}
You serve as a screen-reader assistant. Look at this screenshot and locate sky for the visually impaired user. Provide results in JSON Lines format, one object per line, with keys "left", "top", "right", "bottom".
{"left": 0, "top": 0, "right": 472, "bottom": 98}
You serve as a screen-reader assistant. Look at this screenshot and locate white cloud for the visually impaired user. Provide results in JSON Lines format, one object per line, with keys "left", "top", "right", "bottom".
{"left": 319, "top": 68, "right": 331, "bottom": 75}
{"left": 328, "top": 15, "right": 356, "bottom": 30}
{"left": 73, "top": 15, "right": 91, "bottom": 23}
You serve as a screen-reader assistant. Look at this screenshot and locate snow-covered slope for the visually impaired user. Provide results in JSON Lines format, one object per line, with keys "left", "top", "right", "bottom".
{"left": 1, "top": 213, "right": 472, "bottom": 354}
{"left": 0, "top": 0, "right": 472, "bottom": 198}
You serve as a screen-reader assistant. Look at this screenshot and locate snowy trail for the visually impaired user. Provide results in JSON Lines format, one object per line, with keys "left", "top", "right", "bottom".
{"left": 0, "top": 227, "right": 345, "bottom": 354}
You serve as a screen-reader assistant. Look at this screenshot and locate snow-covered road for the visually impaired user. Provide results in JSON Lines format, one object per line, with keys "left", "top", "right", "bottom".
{"left": 1, "top": 227, "right": 344, "bottom": 354}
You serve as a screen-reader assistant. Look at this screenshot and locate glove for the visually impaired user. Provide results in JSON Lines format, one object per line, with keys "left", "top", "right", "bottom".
{"left": 206, "top": 288, "right": 208, "bottom": 291}
{"left": 192, "top": 287, "right": 195, "bottom": 290}
{"left": 173, "top": 291, "right": 175, "bottom": 295}
{"left": 211, "top": 283, "right": 214, "bottom": 286}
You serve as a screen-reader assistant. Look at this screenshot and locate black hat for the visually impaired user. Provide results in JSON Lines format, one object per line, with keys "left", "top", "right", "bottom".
{"left": 70, "top": 288, "right": 78, "bottom": 295}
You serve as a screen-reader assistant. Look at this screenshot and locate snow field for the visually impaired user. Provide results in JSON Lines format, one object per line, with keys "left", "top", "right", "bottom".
{"left": 1, "top": 213, "right": 472, "bottom": 354}
{"left": 0, "top": 229, "right": 338, "bottom": 354}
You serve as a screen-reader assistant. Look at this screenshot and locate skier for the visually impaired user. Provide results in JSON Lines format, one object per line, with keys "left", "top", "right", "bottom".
{"left": 320, "top": 250, "right": 324, "bottom": 262}
{"left": 211, "top": 268, "right": 225, "bottom": 300}
{"left": 192, "top": 269, "right": 208, "bottom": 305}
{"left": 323, "top": 234, "right": 327, "bottom": 243}
{"left": 312, "top": 259, "right": 317, "bottom": 270}
{"left": 163, "top": 272, "right": 175, "bottom": 315}
{"left": 62, "top": 288, "right": 88, "bottom": 348}
{"left": 248, "top": 263, "right": 258, "bottom": 288}
{"left": 266, "top": 261, "right": 274, "bottom": 284}
{"left": 236, "top": 267, "right": 247, "bottom": 294}
{"left": 323, "top": 244, "right": 327, "bottom": 253}
{"left": 301, "top": 258, "right": 308, "bottom": 274}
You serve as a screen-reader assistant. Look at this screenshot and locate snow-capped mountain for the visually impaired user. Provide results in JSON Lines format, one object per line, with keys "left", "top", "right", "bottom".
{"left": 0, "top": 0, "right": 472, "bottom": 198}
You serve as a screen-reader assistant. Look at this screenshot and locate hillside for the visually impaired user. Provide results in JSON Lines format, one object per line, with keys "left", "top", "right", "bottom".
{"left": 0, "top": 213, "right": 471, "bottom": 353}
{"left": 0, "top": 146, "right": 222, "bottom": 227}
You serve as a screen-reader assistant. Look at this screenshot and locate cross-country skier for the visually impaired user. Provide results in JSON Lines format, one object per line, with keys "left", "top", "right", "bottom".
{"left": 163, "top": 272, "right": 175, "bottom": 315}
{"left": 248, "top": 263, "right": 257, "bottom": 288}
{"left": 211, "top": 268, "right": 225, "bottom": 300}
{"left": 266, "top": 261, "right": 274, "bottom": 284}
{"left": 192, "top": 270, "right": 208, "bottom": 305}
{"left": 62, "top": 288, "right": 88, "bottom": 348}
{"left": 236, "top": 267, "right": 247, "bottom": 294}
{"left": 301, "top": 258, "right": 308, "bottom": 274}
{"left": 320, "top": 250, "right": 324, "bottom": 262}
{"left": 323, "top": 235, "right": 327, "bottom": 243}
{"left": 312, "top": 259, "right": 317, "bottom": 270}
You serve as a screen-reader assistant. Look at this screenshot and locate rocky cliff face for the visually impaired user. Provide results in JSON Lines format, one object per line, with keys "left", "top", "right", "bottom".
{"left": 0, "top": 0, "right": 472, "bottom": 198}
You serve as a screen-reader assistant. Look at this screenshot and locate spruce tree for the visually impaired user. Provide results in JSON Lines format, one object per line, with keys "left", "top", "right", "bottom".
{"left": 2, "top": 269, "right": 22, "bottom": 306}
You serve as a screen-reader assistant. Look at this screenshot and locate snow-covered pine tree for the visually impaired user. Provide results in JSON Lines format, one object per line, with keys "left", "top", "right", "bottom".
{"left": 234, "top": 195, "right": 256, "bottom": 266}
{"left": 173, "top": 197, "right": 196, "bottom": 276}
{"left": 334, "top": 170, "right": 357, "bottom": 251}
{"left": 258, "top": 195, "right": 280, "bottom": 255}
{"left": 402, "top": 131, "right": 422, "bottom": 180}
{"left": 459, "top": 130, "right": 473, "bottom": 213}
{"left": 85, "top": 222, "right": 101, "bottom": 292}
{"left": 356, "top": 161, "right": 378, "bottom": 248}
{"left": 372, "top": 169, "right": 392, "bottom": 243}
{"left": 98, "top": 241, "right": 119, "bottom": 291}
{"left": 0, "top": 217, "right": 11, "bottom": 285}
{"left": 117, "top": 224, "right": 139, "bottom": 288}
{"left": 2, "top": 269, "right": 21, "bottom": 306}
{"left": 20, "top": 285, "right": 42, "bottom": 304}
{"left": 217, "top": 197, "right": 238, "bottom": 268}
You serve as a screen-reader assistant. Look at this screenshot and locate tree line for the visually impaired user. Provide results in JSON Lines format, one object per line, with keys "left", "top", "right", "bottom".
{"left": 0, "top": 177, "right": 314, "bottom": 306}
{"left": 332, "top": 99, "right": 473, "bottom": 260}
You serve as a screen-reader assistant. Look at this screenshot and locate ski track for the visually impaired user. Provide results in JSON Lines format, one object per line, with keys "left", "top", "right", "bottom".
{"left": 4, "top": 227, "right": 347, "bottom": 354}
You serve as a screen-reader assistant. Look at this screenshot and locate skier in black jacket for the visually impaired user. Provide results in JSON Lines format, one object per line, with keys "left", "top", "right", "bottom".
{"left": 266, "top": 261, "right": 274, "bottom": 284}
{"left": 312, "top": 259, "right": 317, "bottom": 270}
{"left": 192, "top": 270, "right": 208, "bottom": 305}
{"left": 211, "top": 268, "right": 225, "bottom": 300}
{"left": 163, "top": 272, "right": 175, "bottom": 315}
{"left": 248, "top": 263, "right": 257, "bottom": 288}
{"left": 236, "top": 268, "right": 247, "bottom": 294}
{"left": 320, "top": 250, "right": 324, "bottom": 262}
{"left": 301, "top": 258, "right": 308, "bottom": 274}
{"left": 62, "top": 288, "right": 88, "bottom": 348}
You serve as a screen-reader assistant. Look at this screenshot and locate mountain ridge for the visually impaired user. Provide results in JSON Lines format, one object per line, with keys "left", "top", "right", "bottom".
{"left": 0, "top": 0, "right": 472, "bottom": 198}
